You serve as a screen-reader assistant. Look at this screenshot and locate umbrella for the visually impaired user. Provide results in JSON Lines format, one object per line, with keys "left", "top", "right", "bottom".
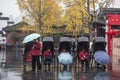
{"left": 58, "top": 52, "right": 73, "bottom": 65}
{"left": 94, "top": 50, "right": 109, "bottom": 65}
{"left": 22, "top": 33, "right": 40, "bottom": 43}
{"left": 58, "top": 70, "right": 72, "bottom": 80}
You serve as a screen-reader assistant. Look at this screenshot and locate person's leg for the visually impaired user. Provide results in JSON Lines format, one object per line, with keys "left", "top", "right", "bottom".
{"left": 32, "top": 56, "right": 36, "bottom": 71}
{"left": 36, "top": 56, "right": 41, "bottom": 70}
{"left": 81, "top": 60, "right": 84, "bottom": 67}
{"left": 85, "top": 60, "right": 89, "bottom": 70}
{"left": 97, "top": 63, "right": 99, "bottom": 68}
{"left": 43, "top": 58, "right": 47, "bottom": 67}
{"left": 23, "top": 53, "right": 27, "bottom": 71}
{"left": 48, "top": 63, "right": 51, "bottom": 71}
{"left": 63, "top": 64, "right": 67, "bottom": 70}
{"left": 48, "top": 57, "right": 53, "bottom": 70}
{"left": 23, "top": 53, "right": 27, "bottom": 67}
{"left": 103, "top": 65, "right": 106, "bottom": 70}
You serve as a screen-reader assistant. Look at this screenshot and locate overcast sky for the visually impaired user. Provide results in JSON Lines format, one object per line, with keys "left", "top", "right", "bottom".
{"left": 0, "top": 0, "right": 120, "bottom": 18}
{"left": 0, "top": 0, "right": 120, "bottom": 30}
{"left": 0, "top": 0, "right": 20, "bottom": 18}
{"left": 0, "top": 0, "right": 21, "bottom": 30}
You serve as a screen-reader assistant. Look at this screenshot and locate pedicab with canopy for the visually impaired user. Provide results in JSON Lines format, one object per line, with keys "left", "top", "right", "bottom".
{"left": 57, "top": 36, "right": 73, "bottom": 70}
{"left": 76, "top": 36, "right": 90, "bottom": 69}
{"left": 92, "top": 37, "right": 109, "bottom": 68}
{"left": 42, "top": 36, "right": 54, "bottom": 70}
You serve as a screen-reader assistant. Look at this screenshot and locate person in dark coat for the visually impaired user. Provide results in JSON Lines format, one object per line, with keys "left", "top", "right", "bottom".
{"left": 23, "top": 41, "right": 34, "bottom": 69}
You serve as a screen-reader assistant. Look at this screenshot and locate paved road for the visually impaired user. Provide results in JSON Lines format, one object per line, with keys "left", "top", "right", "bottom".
{"left": 0, "top": 49, "right": 120, "bottom": 80}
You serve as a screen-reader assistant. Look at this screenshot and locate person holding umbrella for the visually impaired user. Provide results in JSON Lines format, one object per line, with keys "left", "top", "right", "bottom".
{"left": 31, "top": 38, "right": 42, "bottom": 71}
{"left": 22, "top": 33, "right": 41, "bottom": 71}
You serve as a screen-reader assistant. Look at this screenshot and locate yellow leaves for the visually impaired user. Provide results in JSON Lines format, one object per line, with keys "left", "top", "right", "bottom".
{"left": 62, "top": 0, "right": 98, "bottom": 36}
{"left": 17, "top": 0, "right": 62, "bottom": 35}
{"left": 63, "top": 0, "right": 89, "bottom": 36}
{"left": 19, "top": 24, "right": 36, "bottom": 33}
{"left": 41, "top": 0, "right": 63, "bottom": 34}
{"left": 17, "top": 0, "right": 98, "bottom": 36}
{"left": 83, "top": 26, "right": 89, "bottom": 34}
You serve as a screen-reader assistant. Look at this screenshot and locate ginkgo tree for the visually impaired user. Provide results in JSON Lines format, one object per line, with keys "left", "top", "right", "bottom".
{"left": 17, "top": 0, "right": 63, "bottom": 35}
{"left": 17, "top": 0, "right": 98, "bottom": 37}
{"left": 60, "top": 0, "right": 98, "bottom": 37}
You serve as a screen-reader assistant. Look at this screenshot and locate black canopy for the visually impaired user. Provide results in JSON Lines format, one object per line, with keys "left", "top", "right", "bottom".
{"left": 94, "top": 37, "right": 106, "bottom": 43}
{"left": 77, "top": 37, "right": 89, "bottom": 42}
{"left": 58, "top": 37, "right": 72, "bottom": 52}
{"left": 42, "top": 36, "right": 54, "bottom": 42}
{"left": 77, "top": 37, "right": 89, "bottom": 52}
{"left": 59, "top": 37, "right": 71, "bottom": 42}
{"left": 42, "top": 36, "right": 54, "bottom": 53}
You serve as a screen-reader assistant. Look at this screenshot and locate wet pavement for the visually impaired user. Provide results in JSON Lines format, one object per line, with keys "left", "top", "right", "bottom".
{"left": 0, "top": 49, "right": 120, "bottom": 80}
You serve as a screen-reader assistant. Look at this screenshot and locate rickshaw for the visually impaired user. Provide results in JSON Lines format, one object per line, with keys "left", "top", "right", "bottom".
{"left": 92, "top": 37, "right": 108, "bottom": 69}
{"left": 76, "top": 36, "right": 90, "bottom": 70}
{"left": 57, "top": 36, "right": 73, "bottom": 70}
{"left": 42, "top": 36, "right": 54, "bottom": 70}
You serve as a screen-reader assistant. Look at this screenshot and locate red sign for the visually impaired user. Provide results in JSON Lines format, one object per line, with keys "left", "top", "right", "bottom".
{"left": 107, "top": 14, "right": 120, "bottom": 25}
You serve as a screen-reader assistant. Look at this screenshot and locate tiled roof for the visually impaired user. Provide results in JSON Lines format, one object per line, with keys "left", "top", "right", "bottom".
{"left": 2, "top": 22, "right": 28, "bottom": 31}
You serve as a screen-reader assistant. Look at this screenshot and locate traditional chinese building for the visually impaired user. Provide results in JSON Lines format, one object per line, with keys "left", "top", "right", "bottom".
{"left": 92, "top": 8, "right": 120, "bottom": 37}
{"left": 2, "top": 22, "right": 28, "bottom": 48}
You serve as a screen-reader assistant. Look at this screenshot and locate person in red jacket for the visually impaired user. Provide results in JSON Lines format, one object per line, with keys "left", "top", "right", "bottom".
{"left": 78, "top": 48, "right": 89, "bottom": 70}
{"left": 43, "top": 49, "right": 52, "bottom": 58}
{"left": 31, "top": 38, "right": 41, "bottom": 71}
{"left": 43, "top": 49, "right": 53, "bottom": 70}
